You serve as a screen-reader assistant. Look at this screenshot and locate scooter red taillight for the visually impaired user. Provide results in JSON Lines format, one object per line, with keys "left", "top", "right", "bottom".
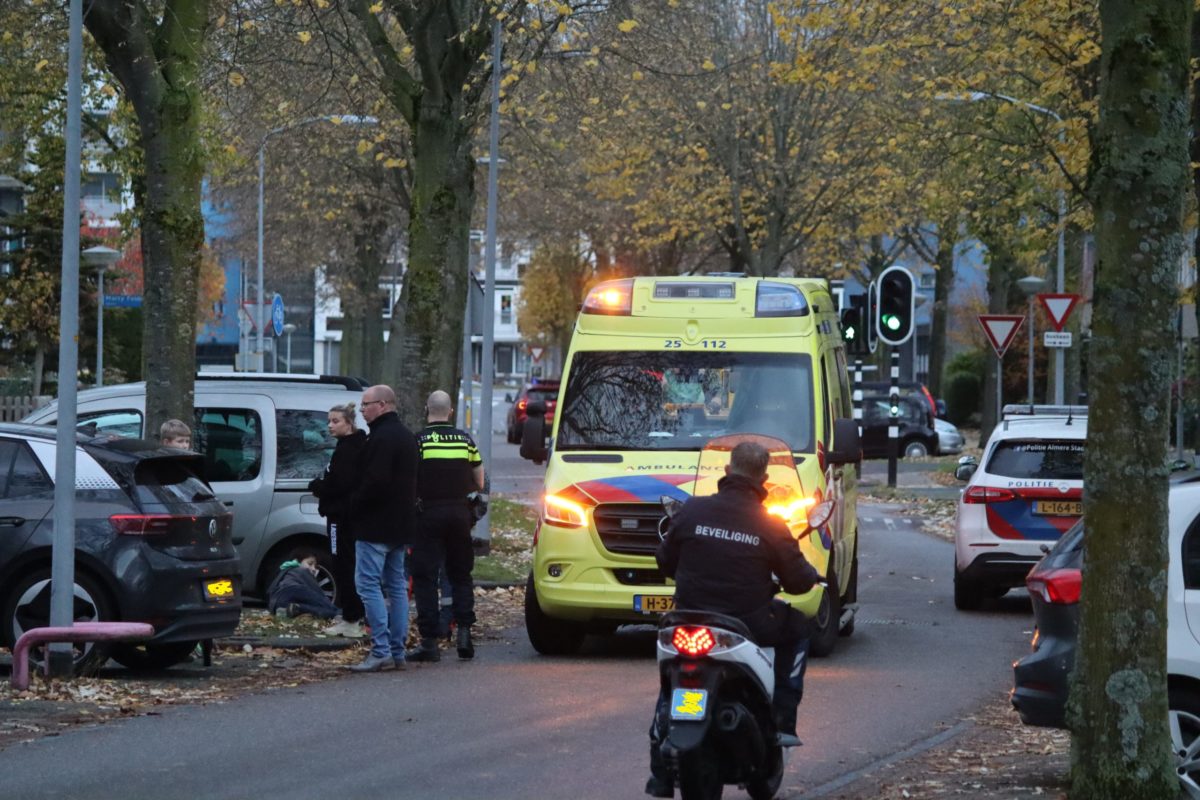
{"left": 672, "top": 626, "right": 715, "bottom": 657}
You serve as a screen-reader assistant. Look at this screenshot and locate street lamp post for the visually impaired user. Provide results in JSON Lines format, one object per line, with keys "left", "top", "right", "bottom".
{"left": 282, "top": 322, "right": 296, "bottom": 373}
{"left": 945, "top": 91, "right": 1068, "bottom": 404}
{"left": 1018, "top": 275, "right": 1048, "bottom": 407}
{"left": 83, "top": 245, "right": 120, "bottom": 387}
{"left": 256, "top": 114, "right": 376, "bottom": 372}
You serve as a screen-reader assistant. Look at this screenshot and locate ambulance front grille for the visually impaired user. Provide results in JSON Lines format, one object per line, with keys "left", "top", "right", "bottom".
{"left": 593, "top": 503, "right": 666, "bottom": 556}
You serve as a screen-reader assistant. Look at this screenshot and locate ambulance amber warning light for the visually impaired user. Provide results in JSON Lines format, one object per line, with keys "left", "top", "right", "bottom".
{"left": 582, "top": 279, "right": 633, "bottom": 315}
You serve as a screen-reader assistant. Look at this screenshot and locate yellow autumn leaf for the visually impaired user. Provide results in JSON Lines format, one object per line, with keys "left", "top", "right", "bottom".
{"left": 356, "top": 139, "right": 372, "bottom": 155}
{"left": 617, "top": 19, "right": 638, "bottom": 33}
{"left": 702, "top": 59, "right": 716, "bottom": 70}
{"left": 228, "top": 71, "right": 245, "bottom": 87}
{"left": 297, "top": 31, "right": 312, "bottom": 44}
{"left": 631, "top": 70, "right": 644, "bottom": 81}
{"left": 369, "top": 1, "right": 383, "bottom": 11}
{"left": 34, "top": 58, "right": 48, "bottom": 71}
{"left": 383, "top": 158, "right": 408, "bottom": 169}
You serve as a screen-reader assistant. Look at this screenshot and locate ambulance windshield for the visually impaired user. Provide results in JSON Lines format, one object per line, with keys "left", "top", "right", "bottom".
{"left": 555, "top": 351, "right": 814, "bottom": 452}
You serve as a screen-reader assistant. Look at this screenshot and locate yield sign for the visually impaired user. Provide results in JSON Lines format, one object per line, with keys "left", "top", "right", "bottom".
{"left": 529, "top": 346, "right": 544, "bottom": 362}
{"left": 1036, "top": 293, "right": 1081, "bottom": 332}
{"left": 978, "top": 314, "right": 1025, "bottom": 358}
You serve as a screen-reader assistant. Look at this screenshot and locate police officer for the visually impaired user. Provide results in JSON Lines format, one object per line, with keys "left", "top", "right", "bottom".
{"left": 407, "top": 390, "right": 485, "bottom": 662}
{"left": 646, "top": 440, "right": 819, "bottom": 797}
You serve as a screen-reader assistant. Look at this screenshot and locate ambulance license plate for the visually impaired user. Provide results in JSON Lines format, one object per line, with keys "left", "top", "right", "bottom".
{"left": 670, "top": 688, "right": 708, "bottom": 721}
{"left": 634, "top": 595, "right": 675, "bottom": 614}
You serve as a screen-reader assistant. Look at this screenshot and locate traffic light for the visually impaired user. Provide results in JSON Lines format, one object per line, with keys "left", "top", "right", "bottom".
{"left": 840, "top": 294, "right": 867, "bottom": 354}
{"left": 876, "top": 266, "right": 915, "bottom": 346}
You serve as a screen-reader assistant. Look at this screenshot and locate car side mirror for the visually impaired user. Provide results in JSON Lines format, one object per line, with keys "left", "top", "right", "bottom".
{"left": 954, "top": 455, "right": 978, "bottom": 482}
{"left": 828, "top": 418, "right": 861, "bottom": 465}
{"left": 520, "top": 401, "right": 549, "bottom": 464}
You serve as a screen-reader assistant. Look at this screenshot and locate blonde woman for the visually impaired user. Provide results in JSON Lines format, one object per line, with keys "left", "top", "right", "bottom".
{"left": 308, "top": 402, "right": 368, "bottom": 637}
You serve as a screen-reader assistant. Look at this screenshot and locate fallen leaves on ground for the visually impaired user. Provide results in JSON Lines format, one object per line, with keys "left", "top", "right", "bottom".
{"left": 0, "top": 587, "right": 528, "bottom": 750}
{"left": 833, "top": 699, "right": 1069, "bottom": 799}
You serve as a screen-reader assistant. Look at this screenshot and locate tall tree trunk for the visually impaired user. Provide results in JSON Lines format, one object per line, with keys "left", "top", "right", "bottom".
{"left": 927, "top": 229, "right": 957, "bottom": 398}
{"left": 383, "top": 113, "right": 473, "bottom": 422}
{"left": 1068, "top": 2, "right": 1191, "bottom": 797}
{"left": 87, "top": 0, "right": 208, "bottom": 434}
{"left": 32, "top": 343, "right": 45, "bottom": 398}
{"left": 339, "top": 220, "right": 388, "bottom": 381}
{"left": 978, "top": 235, "right": 1015, "bottom": 443}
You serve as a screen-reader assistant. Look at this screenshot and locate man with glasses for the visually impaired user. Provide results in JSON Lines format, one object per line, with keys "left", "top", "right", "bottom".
{"left": 349, "top": 385, "right": 419, "bottom": 672}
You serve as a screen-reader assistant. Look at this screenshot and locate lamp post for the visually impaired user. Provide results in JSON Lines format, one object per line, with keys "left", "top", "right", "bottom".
{"left": 282, "top": 322, "right": 296, "bottom": 373}
{"left": 83, "top": 245, "right": 121, "bottom": 387}
{"left": 941, "top": 91, "right": 1068, "bottom": 404}
{"left": 257, "top": 114, "right": 376, "bottom": 372}
{"left": 1018, "top": 275, "right": 1048, "bottom": 407}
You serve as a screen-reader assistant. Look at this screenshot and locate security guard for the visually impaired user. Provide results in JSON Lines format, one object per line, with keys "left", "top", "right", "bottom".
{"left": 407, "top": 390, "right": 485, "bottom": 662}
{"left": 646, "top": 441, "right": 819, "bottom": 796}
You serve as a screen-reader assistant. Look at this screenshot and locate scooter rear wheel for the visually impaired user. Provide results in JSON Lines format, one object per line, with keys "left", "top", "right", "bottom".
{"left": 677, "top": 747, "right": 723, "bottom": 800}
{"left": 745, "top": 745, "right": 784, "bottom": 800}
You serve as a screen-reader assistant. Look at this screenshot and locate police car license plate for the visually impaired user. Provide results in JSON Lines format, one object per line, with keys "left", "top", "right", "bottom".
{"left": 1034, "top": 500, "right": 1082, "bottom": 516}
{"left": 634, "top": 595, "right": 675, "bottom": 613}
{"left": 203, "top": 577, "right": 236, "bottom": 601}
{"left": 670, "top": 688, "right": 708, "bottom": 721}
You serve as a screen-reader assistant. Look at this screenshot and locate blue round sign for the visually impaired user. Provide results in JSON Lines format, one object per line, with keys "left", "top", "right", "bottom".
{"left": 271, "top": 293, "right": 285, "bottom": 337}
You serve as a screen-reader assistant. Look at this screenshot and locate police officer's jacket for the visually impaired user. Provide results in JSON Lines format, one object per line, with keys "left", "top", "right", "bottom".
{"left": 656, "top": 473, "right": 820, "bottom": 621}
{"left": 417, "top": 422, "right": 481, "bottom": 508}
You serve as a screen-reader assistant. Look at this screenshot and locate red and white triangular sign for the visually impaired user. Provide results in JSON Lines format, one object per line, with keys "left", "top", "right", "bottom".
{"left": 1036, "top": 294, "right": 1081, "bottom": 332}
{"left": 978, "top": 314, "right": 1025, "bottom": 358}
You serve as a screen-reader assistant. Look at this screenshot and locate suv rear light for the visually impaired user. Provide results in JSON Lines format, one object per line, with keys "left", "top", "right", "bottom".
{"left": 110, "top": 513, "right": 194, "bottom": 535}
{"left": 672, "top": 626, "right": 715, "bottom": 657}
{"left": 963, "top": 486, "right": 1017, "bottom": 504}
{"left": 517, "top": 399, "right": 528, "bottom": 412}
{"left": 1026, "top": 567, "right": 1082, "bottom": 604}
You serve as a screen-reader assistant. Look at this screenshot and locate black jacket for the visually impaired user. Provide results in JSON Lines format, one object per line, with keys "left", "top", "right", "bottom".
{"left": 351, "top": 411, "right": 419, "bottom": 546}
{"left": 308, "top": 430, "right": 367, "bottom": 523}
{"left": 656, "top": 474, "right": 820, "bottom": 624}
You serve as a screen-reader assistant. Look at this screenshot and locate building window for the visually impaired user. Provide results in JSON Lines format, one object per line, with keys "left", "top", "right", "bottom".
{"left": 518, "top": 262, "right": 528, "bottom": 279}
{"left": 918, "top": 272, "right": 935, "bottom": 289}
{"left": 500, "top": 294, "right": 512, "bottom": 325}
{"left": 381, "top": 290, "right": 393, "bottom": 318}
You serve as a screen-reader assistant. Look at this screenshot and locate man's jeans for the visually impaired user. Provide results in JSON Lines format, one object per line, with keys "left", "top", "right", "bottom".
{"left": 355, "top": 540, "right": 409, "bottom": 660}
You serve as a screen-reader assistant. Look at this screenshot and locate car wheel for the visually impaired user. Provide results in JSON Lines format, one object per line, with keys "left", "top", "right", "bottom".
{"left": 2, "top": 566, "right": 115, "bottom": 677}
{"left": 809, "top": 571, "right": 841, "bottom": 658}
{"left": 903, "top": 439, "right": 929, "bottom": 458}
{"left": 507, "top": 426, "right": 520, "bottom": 444}
{"left": 1170, "top": 687, "right": 1200, "bottom": 798}
{"left": 261, "top": 543, "right": 337, "bottom": 603}
{"left": 953, "top": 566, "right": 985, "bottom": 611}
{"left": 524, "top": 573, "right": 585, "bottom": 655}
{"left": 839, "top": 541, "right": 858, "bottom": 638}
{"left": 110, "top": 640, "right": 199, "bottom": 671}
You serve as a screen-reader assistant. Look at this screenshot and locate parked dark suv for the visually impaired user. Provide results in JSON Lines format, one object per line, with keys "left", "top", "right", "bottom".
{"left": 0, "top": 424, "right": 241, "bottom": 674}
{"left": 506, "top": 379, "right": 560, "bottom": 443}
{"left": 860, "top": 394, "right": 939, "bottom": 458}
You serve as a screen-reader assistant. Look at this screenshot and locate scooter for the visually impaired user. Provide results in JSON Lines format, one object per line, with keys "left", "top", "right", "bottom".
{"left": 651, "top": 433, "right": 836, "bottom": 799}
{"left": 654, "top": 609, "right": 788, "bottom": 800}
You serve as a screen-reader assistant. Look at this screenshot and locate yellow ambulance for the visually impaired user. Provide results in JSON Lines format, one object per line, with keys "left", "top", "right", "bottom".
{"left": 519, "top": 275, "right": 861, "bottom": 656}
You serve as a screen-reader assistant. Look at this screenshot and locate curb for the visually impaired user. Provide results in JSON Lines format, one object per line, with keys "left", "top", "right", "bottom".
{"left": 216, "top": 635, "right": 358, "bottom": 652}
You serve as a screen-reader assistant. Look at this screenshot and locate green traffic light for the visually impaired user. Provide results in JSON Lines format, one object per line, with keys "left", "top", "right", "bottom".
{"left": 883, "top": 314, "right": 902, "bottom": 331}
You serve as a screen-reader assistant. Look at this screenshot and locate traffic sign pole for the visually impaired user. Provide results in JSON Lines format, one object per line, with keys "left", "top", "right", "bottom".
{"left": 888, "top": 349, "right": 899, "bottom": 488}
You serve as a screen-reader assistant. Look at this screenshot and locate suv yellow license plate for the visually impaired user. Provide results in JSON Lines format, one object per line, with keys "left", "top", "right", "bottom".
{"left": 203, "top": 578, "right": 236, "bottom": 601}
{"left": 634, "top": 595, "right": 675, "bottom": 614}
{"left": 1034, "top": 500, "right": 1082, "bottom": 516}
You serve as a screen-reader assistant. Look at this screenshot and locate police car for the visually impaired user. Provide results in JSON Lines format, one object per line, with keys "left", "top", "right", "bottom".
{"left": 952, "top": 406, "right": 1086, "bottom": 610}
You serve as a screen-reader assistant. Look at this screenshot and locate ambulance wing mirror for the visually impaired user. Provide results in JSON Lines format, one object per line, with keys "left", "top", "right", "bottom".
{"left": 520, "top": 401, "right": 549, "bottom": 464}
{"left": 828, "top": 418, "right": 861, "bottom": 465}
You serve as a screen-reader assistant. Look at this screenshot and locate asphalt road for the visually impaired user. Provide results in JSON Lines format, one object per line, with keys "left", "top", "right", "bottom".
{"left": 0, "top": 502, "right": 1033, "bottom": 800}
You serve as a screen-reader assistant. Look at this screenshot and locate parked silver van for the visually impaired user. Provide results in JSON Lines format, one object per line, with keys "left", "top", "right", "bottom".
{"left": 23, "top": 373, "right": 364, "bottom": 598}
